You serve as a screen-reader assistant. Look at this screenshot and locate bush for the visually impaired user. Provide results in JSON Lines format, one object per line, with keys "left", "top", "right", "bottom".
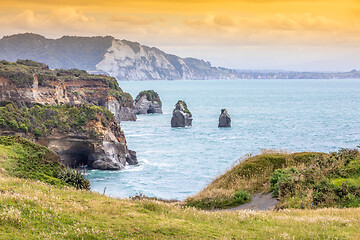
{"left": 19, "top": 123, "right": 28, "bottom": 133}
{"left": 34, "top": 129, "right": 41, "bottom": 137}
{"left": 58, "top": 168, "right": 90, "bottom": 190}
{"left": 8, "top": 120, "right": 18, "bottom": 130}
{"left": 233, "top": 190, "right": 251, "bottom": 205}
{"left": 270, "top": 167, "right": 297, "bottom": 198}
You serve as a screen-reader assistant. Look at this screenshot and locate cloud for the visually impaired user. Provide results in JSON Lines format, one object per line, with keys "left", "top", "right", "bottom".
{"left": 0, "top": 8, "right": 166, "bottom": 38}
{"left": 181, "top": 12, "right": 360, "bottom": 47}
{"left": 213, "top": 15, "right": 236, "bottom": 27}
{"left": 109, "top": 15, "right": 164, "bottom": 26}
{"left": 185, "top": 13, "right": 338, "bottom": 32}
{"left": 0, "top": 4, "right": 359, "bottom": 49}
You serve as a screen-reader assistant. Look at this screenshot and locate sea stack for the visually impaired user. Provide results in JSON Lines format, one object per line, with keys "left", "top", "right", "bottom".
{"left": 171, "top": 100, "right": 192, "bottom": 127}
{"left": 218, "top": 109, "right": 231, "bottom": 128}
{"left": 134, "top": 90, "right": 162, "bottom": 114}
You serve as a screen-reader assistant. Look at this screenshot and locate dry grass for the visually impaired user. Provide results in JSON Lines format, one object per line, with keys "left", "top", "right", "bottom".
{"left": 1, "top": 172, "right": 360, "bottom": 239}
{"left": 184, "top": 151, "right": 327, "bottom": 209}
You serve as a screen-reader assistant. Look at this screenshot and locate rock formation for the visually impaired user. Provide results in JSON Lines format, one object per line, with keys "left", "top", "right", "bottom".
{"left": 171, "top": 100, "right": 192, "bottom": 127}
{"left": 0, "top": 60, "right": 136, "bottom": 122}
{"left": 0, "top": 60, "right": 137, "bottom": 170}
{"left": 218, "top": 109, "right": 231, "bottom": 128}
{"left": 135, "top": 90, "right": 162, "bottom": 114}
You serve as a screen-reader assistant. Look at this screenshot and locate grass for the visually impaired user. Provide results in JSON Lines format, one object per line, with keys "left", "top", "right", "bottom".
{"left": 0, "top": 138, "right": 360, "bottom": 238}
{"left": 185, "top": 149, "right": 360, "bottom": 210}
{"left": 1, "top": 173, "right": 360, "bottom": 239}
{"left": 0, "top": 135, "right": 89, "bottom": 190}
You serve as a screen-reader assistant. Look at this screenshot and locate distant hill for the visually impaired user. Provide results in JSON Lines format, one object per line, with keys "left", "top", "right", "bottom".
{"left": 0, "top": 33, "right": 237, "bottom": 81}
{"left": 1, "top": 33, "right": 360, "bottom": 80}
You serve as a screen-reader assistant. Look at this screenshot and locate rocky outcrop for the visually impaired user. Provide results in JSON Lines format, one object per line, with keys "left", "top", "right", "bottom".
{"left": 105, "top": 98, "right": 136, "bottom": 122}
{"left": 36, "top": 127, "right": 137, "bottom": 170}
{"left": 171, "top": 100, "right": 192, "bottom": 127}
{"left": 135, "top": 90, "right": 162, "bottom": 114}
{"left": 0, "top": 61, "right": 138, "bottom": 170}
{"left": 218, "top": 109, "right": 231, "bottom": 128}
{"left": 0, "top": 104, "right": 138, "bottom": 170}
{"left": 0, "top": 60, "right": 136, "bottom": 122}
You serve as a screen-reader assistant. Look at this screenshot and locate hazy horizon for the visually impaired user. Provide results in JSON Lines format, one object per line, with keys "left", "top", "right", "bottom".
{"left": 1, "top": 1, "right": 360, "bottom": 72}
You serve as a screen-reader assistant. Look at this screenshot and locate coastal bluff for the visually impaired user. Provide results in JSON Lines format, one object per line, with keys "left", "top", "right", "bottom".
{"left": 0, "top": 60, "right": 137, "bottom": 170}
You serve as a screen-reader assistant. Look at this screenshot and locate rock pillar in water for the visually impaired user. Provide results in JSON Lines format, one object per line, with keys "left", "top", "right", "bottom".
{"left": 171, "top": 100, "right": 192, "bottom": 127}
{"left": 218, "top": 109, "right": 231, "bottom": 128}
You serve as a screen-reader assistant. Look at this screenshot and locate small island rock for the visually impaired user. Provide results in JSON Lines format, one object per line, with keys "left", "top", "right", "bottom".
{"left": 171, "top": 100, "right": 192, "bottom": 127}
{"left": 218, "top": 109, "right": 231, "bottom": 128}
{"left": 134, "top": 90, "right": 162, "bottom": 114}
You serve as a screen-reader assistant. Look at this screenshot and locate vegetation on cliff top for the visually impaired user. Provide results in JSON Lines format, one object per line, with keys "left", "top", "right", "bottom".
{"left": 0, "top": 102, "right": 115, "bottom": 137}
{"left": 0, "top": 135, "right": 89, "bottom": 190}
{"left": 185, "top": 149, "right": 360, "bottom": 210}
{"left": 135, "top": 90, "right": 161, "bottom": 104}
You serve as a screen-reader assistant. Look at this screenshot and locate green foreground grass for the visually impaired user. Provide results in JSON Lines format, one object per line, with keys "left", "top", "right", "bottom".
{"left": 1, "top": 138, "right": 360, "bottom": 239}
{"left": 1, "top": 175, "right": 360, "bottom": 239}
{"left": 185, "top": 149, "right": 360, "bottom": 210}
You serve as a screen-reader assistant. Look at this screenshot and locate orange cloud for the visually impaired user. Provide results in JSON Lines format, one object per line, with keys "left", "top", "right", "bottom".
{"left": 109, "top": 15, "right": 164, "bottom": 25}
{"left": 0, "top": 0, "right": 358, "bottom": 47}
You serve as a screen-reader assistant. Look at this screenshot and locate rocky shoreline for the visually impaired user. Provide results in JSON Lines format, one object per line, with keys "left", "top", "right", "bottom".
{"left": 0, "top": 60, "right": 137, "bottom": 170}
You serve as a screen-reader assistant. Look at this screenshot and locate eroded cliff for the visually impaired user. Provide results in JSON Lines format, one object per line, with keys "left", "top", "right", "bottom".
{"left": 0, "top": 60, "right": 137, "bottom": 170}
{"left": 0, "top": 60, "right": 136, "bottom": 121}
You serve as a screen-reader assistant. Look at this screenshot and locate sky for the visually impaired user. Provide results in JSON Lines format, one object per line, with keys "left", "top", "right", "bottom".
{"left": 1, "top": 0, "right": 360, "bottom": 71}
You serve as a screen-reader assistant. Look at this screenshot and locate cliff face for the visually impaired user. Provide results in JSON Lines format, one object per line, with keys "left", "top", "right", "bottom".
{"left": 0, "top": 101, "right": 137, "bottom": 170}
{"left": 0, "top": 33, "right": 238, "bottom": 81}
{"left": 0, "top": 61, "right": 137, "bottom": 170}
{"left": 36, "top": 121, "right": 136, "bottom": 170}
{"left": 0, "top": 60, "right": 136, "bottom": 121}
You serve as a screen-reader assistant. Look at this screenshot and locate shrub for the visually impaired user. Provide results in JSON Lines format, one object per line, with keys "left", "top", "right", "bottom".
{"left": 58, "top": 168, "right": 90, "bottom": 190}
{"left": 19, "top": 124, "right": 28, "bottom": 133}
{"left": 8, "top": 120, "right": 18, "bottom": 130}
{"left": 270, "top": 167, "right": 297, "bottom": 198}
{"left": 34, "top": 129, "right": 41, "bottom": 137}
{"left": 233, "top": 190, "right": 251, "bottom": 205}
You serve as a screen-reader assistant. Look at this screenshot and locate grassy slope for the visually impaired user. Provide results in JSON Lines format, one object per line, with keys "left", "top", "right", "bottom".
{"left": 0, "top": 139, "right": 360, "bottom": 239}
{"left": 185, "top": 150, "right": 360, "bottom": 210}
{"left": 1, "top": 174, "right": 360, "bottom": 239}
{"left": 0, "top": 136, "right": 89, "bottom": 190}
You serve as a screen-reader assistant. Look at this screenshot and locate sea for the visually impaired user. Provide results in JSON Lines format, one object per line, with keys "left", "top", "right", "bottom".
{"left": 86, "top": 79, "right": 360, "bottom": 200}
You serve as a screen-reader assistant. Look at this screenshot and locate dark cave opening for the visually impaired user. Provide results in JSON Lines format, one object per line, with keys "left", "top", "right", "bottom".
{"left": 147, "top": 107, "right": 156, "bottom": 114}
{"left": 62, "top": 143, "right": 92, "bottom": 168}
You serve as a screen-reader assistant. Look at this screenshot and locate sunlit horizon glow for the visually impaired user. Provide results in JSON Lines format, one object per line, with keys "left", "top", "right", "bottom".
{"left": 1, "top": 0, "right": 360, "bottom": 71}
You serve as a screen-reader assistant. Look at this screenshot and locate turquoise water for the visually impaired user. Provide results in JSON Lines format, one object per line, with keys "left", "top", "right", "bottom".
{"left": 86, "top": 79, "right": 360, "bottom": 200}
